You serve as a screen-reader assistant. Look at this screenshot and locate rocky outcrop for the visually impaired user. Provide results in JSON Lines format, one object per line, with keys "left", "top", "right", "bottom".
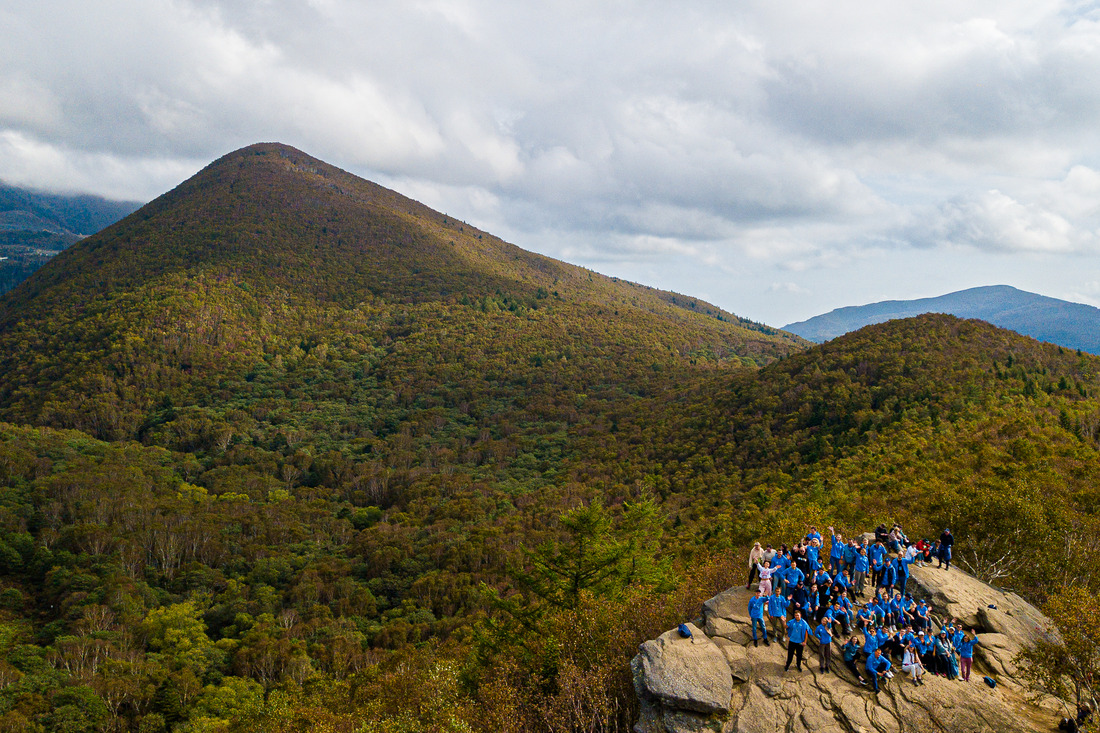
{"left": 632, "top": 563, "right": 1061, "bottom": 733}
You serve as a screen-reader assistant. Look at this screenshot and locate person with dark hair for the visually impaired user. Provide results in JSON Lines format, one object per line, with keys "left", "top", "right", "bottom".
{"left": 785, "top": 611, "right": 812, "bottom": 672}
{"left": 841, "top": 636, "right": 867, "bottom": 685}
{"left": 957, "top": 631, "right": 980, "bottom": 682}
{"left": 902, "top": 643, "right": 926, "bottom": 685}
{"left": 852, "top": 548, "right": 869, "bottom": 598}
{"left": 933, "top": 630, "right": 952, "bottom": 677}
{"left": 827, "top": 600, "right": 851, "bottom": 636}
{"left": 767, "top": 587, "right": 790, "bottom": 643}
{"left": 788, "top": 579, "right": 811, "bottom": 617}
{"left": 1059, "top": 703, "right": 1092, "bottom": 732}
{"left": 828, "top": 526, "right": 846, "bottom": 573}
{"left": 748, "top": 589, "right": 769, "bottom": 647}
{"left": 939, "top": 528, "right": 954, "bottom": 570}
{"left": 814, "top": 618, "right": 834, "bottom": 673}
{"left": 866, "top": 647, "right": 892, "bottom": 693}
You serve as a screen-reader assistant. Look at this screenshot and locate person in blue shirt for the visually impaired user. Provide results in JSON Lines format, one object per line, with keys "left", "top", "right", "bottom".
{"left": 785, "top": 610, "right": 812, "bottom": 672}
{"left": 827, "top": 526, "right": 846, "bottom": 573}
{"left": 862, "top": 630, "right": 879, "bottom": 658}
{"left": 767, "top": 587, "right": 790, "bottom": 643}
{"left": 894, "top": 555, "right": 912, "bottom": 595}
{"left": 856, "top": 604, "right": 874, "bottom": 631}
{"left": 957, "top": 631, "right": 980, "bottom": 682}
{"left": 748, "top": 589, "right": 770, "bottom": 647}
{"left": 806, "top": 526, "right": 823, "bottom": 546}
{"left": 814, "top": 619, "right": 834, "bottom": 673}
{"left": 806, "top": 539, "right": 822, "bottom": 572}
{"left": 912, "top": 600, "right": 929, "bottom": 632}
{"left": 852, "top": 549, "right": 869, "bottom": 598}
{"left": 806, "top": 584, "right": 820, "bottom": 620}
{"left": 841, "top": 636, "right": 868, "bottom": 686}
{"left": 877, "top": 560, "right": 896, "bottom": 595}
{"left": 827, "top": 600, "right": 851, "bottom": 636}
{"left": 865, "top": 647, "right": 892, "bottom": 693}
{"left": 843, "top": 540, "right": 859, "bottom": 573}
{"left": 782, "top": 564, "right": 805, "bottom": 592}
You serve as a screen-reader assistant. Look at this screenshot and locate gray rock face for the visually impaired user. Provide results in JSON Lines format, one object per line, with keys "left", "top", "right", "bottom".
{"left": 632, "top": 623, "right": 733, "bottom": 716}
{"left": 634, "top": 561, "right": 1061, "bottom": 733}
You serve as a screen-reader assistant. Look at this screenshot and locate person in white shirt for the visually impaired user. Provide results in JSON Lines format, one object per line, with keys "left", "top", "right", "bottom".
{"left": 902, "top": 643, "right": 926, "bottom": 686}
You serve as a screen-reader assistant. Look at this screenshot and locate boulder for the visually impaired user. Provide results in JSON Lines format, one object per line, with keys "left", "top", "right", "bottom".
{"left": 635, "top": 563, "right": 1063, "bottom": 732}
{"left": 632, "top": 623, "right": 733, "bottom": 715}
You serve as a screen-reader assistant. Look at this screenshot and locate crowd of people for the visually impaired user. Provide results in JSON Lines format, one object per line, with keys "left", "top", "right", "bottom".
{"left": 744, "top": 523, "right": 974, "bottom": 694}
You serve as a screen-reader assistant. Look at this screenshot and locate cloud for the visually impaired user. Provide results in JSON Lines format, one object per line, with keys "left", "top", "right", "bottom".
{"left": 768, "top": 282, "right": 811, "bottom": 295}
{"left": 5, "top": 0, "right": 1100, "bottom": 322}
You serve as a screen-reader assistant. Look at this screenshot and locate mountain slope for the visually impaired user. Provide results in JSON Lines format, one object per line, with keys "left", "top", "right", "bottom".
{"left": 0, "top": 143, "right": 804, "bottom": 440}
{"left": 783, "top": 284, "right": 1100, "bottom": 353}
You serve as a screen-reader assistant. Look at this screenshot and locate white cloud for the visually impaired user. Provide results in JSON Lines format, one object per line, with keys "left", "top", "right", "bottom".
{"left": 6, "top": 0, "right": 1100, "bottom": 322}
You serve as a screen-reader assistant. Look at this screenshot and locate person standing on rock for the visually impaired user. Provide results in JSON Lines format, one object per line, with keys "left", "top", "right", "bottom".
{"left": 938, "top": 528, "right": 954, "bottom": 570}
{"left": 814, "top": 618, "right": 834, "bottom": 673}
{"left": 957, "top": 632, "right": 980, "bottom": 682}
{"left": 866, "top": 647, "right": 892, "bottom": 693}
{"left": 767, "top": 587, "right": 789, "bottom": 643}
{"left": 852, "top": 548, "right": 869, "bottom": 598}
{"left": 784, "top": 610, "right": 812, "bottom": 672}
{"left": 828, "top": 526, "right": 846, "bottom": 573}
{"left": 756, "top": 559, "right": 778, "bottom": 596}
{"left": 746, "top": 542, "right": 764, "bottom": 589}
{"left": 748, "top": 589, "right": 770, "bottom": 647}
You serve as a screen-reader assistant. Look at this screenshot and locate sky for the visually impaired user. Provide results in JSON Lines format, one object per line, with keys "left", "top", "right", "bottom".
{"left": 4, "top": 0, "right": 1100, "bottom": 327}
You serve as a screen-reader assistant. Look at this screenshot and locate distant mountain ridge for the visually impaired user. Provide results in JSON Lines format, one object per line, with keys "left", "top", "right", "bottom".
{"left": 0, "top": 182, "right": 142, "bottom": 295}
{"left": 783, "top": 285, "right": 1100, "bottom": 354}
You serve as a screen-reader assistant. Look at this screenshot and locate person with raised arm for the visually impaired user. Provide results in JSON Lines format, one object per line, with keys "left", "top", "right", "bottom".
{"left": 841, "top": 636, "right": 868, "bottom": 686}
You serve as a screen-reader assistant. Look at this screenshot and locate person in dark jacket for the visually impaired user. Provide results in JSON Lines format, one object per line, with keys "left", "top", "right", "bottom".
{"left": 938, "top": 529, "right": 954, "bottom": 570}
{"left": 788, "top": 580, "right": 811, "bottom": 617}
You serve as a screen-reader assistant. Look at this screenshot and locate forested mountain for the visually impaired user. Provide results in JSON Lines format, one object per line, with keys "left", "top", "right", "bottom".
{"left": 0, "top": 183, "right": 141, "bottom": 295}
{"left": 0, "top": 144, "right": 1098, "bottom": 732}
{"left": 783, "top": 284, "right": 1100, "bottom": 353}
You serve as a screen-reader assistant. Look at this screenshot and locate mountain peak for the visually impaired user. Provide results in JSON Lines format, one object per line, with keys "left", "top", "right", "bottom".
{"left": 783, "top": 285, "right": 1100, "bottom": 353}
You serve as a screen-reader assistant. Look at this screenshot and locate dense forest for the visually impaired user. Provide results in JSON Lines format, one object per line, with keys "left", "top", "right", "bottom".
{"left": 0, "top": 144, "right": 1097, "bottom": 732}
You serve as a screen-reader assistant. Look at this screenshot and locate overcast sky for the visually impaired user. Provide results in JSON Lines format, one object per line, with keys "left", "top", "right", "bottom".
{"left": 4, "top": 0, "right": 1100, "bottom": 326}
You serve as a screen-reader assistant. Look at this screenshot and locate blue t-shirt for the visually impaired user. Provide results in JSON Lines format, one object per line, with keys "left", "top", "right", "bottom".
{"left": 787, "top": 618, "right": 812, "bottom": 644}
{"left": 748, "top": 596, "right": 767, "bottom": 619}
{"left": 767, "top": 594, "right": 789, "bottom": 618}
{"left": 957, "top": 638, "right": 979, "bottom": 658}
{"left": 815, "top": 623, "right": 833, "bottom": 645}
{"left": 866, "top": 653, "right": 891, "bottom": 673}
